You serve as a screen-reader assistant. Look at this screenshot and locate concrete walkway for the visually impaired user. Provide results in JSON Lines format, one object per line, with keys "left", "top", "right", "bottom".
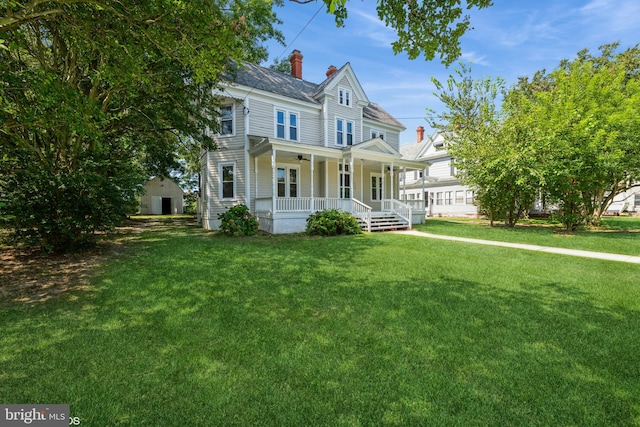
{"left": 391, "top": 229, "right": 640, "bottom": 264}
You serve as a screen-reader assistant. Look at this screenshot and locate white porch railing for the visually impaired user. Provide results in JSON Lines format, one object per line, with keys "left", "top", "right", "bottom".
{"left": 277, "top": 197, "right": 312, "bottom": 212}
{"left": 403, "top": 200, "right": 425, "bottom": 211}
{"left": 314, "top": 198, "right": 351, "bottom": 211}
{"left": 352, "top": 198, "right": 372, "bottom": 232}
{"left": 255, "top": 197, "right": 353, "bottom": 213}
{"left": 382, "top": 199, "right": 412, "bottom": 224}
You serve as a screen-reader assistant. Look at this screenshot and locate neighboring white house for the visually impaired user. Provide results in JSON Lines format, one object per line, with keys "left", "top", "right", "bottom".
{"left": 400, "top": 128, "right": 478, "bottom": 218}
{"left": 606, "top": 187, "right": 640, "bottom": 215}
{"left": 400, "top": 128, "right": 640, "bottom": 219}
{"left": 140, "top": 177, "right": 184, "bottom": 215}
{"left": 199, "top": 50, "right": 428, "bottom": 233}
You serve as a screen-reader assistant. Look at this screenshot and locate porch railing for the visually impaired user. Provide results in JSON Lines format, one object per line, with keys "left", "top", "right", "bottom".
{"left": 352, "top": 198, "right": 372, "bottom": 232}
{"left": 403, "top": 200, "right": 425, "bottom": 211}
{"left": 256, "top": 197, "right": 353, "bottom": 213}
{"left": 382, "top": 199, "right": 412, "bottom": 224}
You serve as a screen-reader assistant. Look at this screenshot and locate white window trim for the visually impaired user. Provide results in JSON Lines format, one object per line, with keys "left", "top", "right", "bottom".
{"left": 218, "top": 104, "right": 235, "bottom": 137}
{"left": 274, "top": 108, "right": 300, "bottom": 142}
{"left": 276, "top": 164, "right": 300, "bottom": 198}
{"left": 338, "top": 86, "right": 352, "bottom": 107}
{"left": 335, "top": 117, "right": 354, "bottom": 146}
{"left": 219, "top": 161, "right": 236, "bottom": 201}
{"left": 370, "top": 129, "right": 385, "bottom": 140}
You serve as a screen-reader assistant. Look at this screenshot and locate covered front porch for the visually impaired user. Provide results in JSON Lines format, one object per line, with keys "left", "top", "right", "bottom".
{"left": 248, "top": 136, "right": 428, "bottom": 233}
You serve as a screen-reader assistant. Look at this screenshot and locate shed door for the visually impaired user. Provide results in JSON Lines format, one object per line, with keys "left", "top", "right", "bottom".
{"left": 151, "top": 196, "right": 162, "bottom": 215}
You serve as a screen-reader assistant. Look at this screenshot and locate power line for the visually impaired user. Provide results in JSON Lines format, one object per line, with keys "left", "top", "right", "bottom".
{"left": 233, "top": 4, "right": 325, "bottom": 104}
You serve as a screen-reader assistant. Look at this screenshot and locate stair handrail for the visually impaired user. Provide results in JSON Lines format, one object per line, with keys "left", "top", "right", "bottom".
{"left": 352, "top": 198, "right": 372, "bottom": 232}
{"left": 384, "top": 199, "right": 412, "bottom": 227}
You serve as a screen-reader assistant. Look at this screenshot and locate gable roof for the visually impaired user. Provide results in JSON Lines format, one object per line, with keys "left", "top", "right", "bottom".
{"left": 401, "top": 131, "right": 454, "bottom": 161}
{"left": 228, "top": 62, "right": 320, "bottom": 104}
{"left": 225, "top": 61, "right": 403, "bottom": 129}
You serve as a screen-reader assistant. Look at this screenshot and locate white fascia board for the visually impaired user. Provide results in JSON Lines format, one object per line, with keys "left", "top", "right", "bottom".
{"left": 363, "top": 117, "right": 404, "bottom": 133}
{"left": 218, "top": 83, "right": 321, "bottom": 115}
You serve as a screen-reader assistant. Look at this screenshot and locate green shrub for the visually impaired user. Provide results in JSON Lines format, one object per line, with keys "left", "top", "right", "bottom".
{"left": 218, "top": 204, "right": 258, "bottom": 236}
{"left": 306, "top": 209, "right": 362, "bottom": 236}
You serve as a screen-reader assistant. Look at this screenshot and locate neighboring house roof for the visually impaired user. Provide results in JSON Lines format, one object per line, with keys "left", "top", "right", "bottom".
{"left": 401, "top": 131, "right": 454, "bottom": 161}
{"left": 225, "top": 61, "right": 404, "bottom": 130}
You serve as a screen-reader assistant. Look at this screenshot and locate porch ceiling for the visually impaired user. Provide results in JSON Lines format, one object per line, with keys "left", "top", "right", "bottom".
{"left": 248, "top": 134, "right": 429, "bottom": 169}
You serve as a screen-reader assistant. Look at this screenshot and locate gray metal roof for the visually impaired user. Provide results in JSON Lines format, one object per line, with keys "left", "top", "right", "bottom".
{"left": 226, "top": 62, "right": 403, "bottom": 129}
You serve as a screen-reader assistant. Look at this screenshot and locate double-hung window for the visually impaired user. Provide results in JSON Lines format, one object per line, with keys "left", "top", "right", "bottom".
{"left": 338, "top": 87, "right": 351, "bottom": 107}
{"left": 371, "top": 129, "right": 385, "bottom": 140}
{"left": 275, "top": 109, "right": 299, "bottom": 141}
{"left": 336, "top": 118, "right": 354, "bottom": 146}
{"left": 218, "top": 105, "right": 234, "bottom": 136}
{"left": 219, "top": 162, "right": 236, "bottom": 200}
{"left": 466, "top": 190, "right": 475, "bottom": 205}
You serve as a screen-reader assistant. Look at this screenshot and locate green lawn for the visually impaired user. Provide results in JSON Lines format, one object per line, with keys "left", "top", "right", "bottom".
{"left": 415, "top": 217, "right": 640, "bottom": 256}
{"left": 1, "top": 219, "right": 639, "bottom": 425}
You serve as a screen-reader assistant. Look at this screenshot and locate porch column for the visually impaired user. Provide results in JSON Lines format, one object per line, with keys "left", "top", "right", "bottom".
{"left": 381, "top": 163, "right": 385, "bottom": 201}
{"left": 271, "top": 148, "right": 277, "bottom": 213}
{"left": 254, "top": 157, "right": 259, "bottom": 200}
{"left": 390, "top": 161, "right": 395, "bottom": 200}
{"left": 349, "top": 156, "right": 354, "bottom": 202}
{"left": 359, "top": 159, "right": 363, "bottom": 201}
{"left": 341, "top": 158, "right": 345, "bottom": 198}
{"left": 325, "top": 161, "right": 329, "bottom": 198}
{"left": 422, "top": 167, "right": 427, "bottom": 213}
{"left": 310, "top": 154, "right": 315, "bottom": 211}
{"left": 402, "top": 166, "right": 406, "bottom": 201}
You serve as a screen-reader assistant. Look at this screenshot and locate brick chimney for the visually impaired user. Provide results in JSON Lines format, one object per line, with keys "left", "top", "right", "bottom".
{"left": 289, "top": 50, "right": 303, "bottom": 79}
{"left": 416, "top": 125, "right": 425, "bottom": 143}
{"left": 326, "top": 65, "right": 338, "bottom": 78}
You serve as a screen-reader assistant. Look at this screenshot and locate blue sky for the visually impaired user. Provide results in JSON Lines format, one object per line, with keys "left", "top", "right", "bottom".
{"left": 263, "top": 0, "right": 640, "bottom": 144}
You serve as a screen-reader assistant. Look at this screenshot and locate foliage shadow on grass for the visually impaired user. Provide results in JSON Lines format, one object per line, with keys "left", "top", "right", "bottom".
{"left": 1, "top": 234, "right": 639, "bottom": 427}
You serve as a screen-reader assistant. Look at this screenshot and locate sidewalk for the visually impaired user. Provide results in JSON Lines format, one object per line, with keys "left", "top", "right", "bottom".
{"left": 391, "top": 229, "right": 640, "bottom": 264}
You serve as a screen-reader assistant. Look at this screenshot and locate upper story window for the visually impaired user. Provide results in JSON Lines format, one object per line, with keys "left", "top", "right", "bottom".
{"left": 371, "top": 129, "right": 385, "bottom": 140}
{"left": 336, "top": 118, "right": 354, "bottom": 146}
{"left": 219, "top": 105, "right": 234, "bottom": 136}
{"left": 276, "top": 109, "right": 299, "bottom": 141}
{"left": 338, "top": 87, "right": 351, "bottom": 107}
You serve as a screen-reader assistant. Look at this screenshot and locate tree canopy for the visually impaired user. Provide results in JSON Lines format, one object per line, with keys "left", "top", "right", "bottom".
{"left": 314, "top": 0, "right": 492, "bottom": 65}
{"left": 0, "top": 0, "right": 281, "bottom": 250}
{"left": 429, "top": 44, "right": 640, "bottom": 230}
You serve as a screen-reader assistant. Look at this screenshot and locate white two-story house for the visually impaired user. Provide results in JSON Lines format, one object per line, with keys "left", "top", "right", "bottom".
{"left": 400, "top": 128, "right": 478, "bottom": 218}
{"left": 199, "top": 50, "right": 428, "bottom": 233}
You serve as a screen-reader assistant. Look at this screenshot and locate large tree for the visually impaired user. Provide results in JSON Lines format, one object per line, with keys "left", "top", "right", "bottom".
{"left": 428, "top": 64, "right": 542, "bottom": 227}
{"left": 522, "top": 44, "right": 640, "bottom": 229}
{"left": 0, "top": 0, "right": 281, "bottom": 250}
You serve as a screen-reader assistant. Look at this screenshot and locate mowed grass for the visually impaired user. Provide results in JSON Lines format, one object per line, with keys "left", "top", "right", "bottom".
{"left": 1, "top": 219, "right": 639, "bottom": 426}
{"left": 416, "top": 217, "right": 640, "bottom": 256}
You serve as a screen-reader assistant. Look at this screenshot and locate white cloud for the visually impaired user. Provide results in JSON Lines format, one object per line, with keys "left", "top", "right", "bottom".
{"left": 460, "top": 52, "right": 490, "bottom": 67}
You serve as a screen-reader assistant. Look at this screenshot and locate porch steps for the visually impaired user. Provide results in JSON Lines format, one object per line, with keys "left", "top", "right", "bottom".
{"left": 359, "top": 213, "right": 410, "bottom": 232}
